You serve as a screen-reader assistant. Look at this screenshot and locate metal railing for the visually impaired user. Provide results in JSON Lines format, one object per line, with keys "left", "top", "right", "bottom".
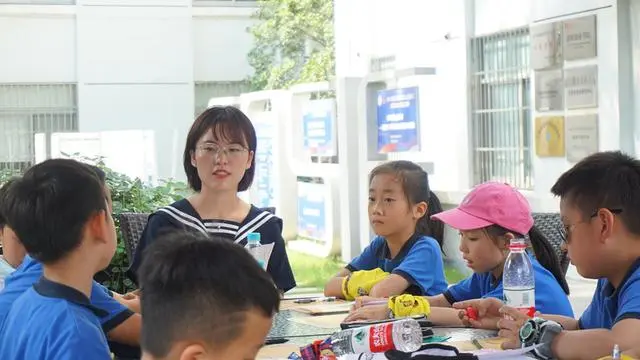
{"left": 0, "top": 84, "right": 78, "bottom": 172}
{"left": 469, "top": 27, "right": 533, "bottom": 189}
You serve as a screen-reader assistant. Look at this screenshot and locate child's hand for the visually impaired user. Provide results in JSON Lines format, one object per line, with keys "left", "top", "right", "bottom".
{"left": 353, "top": 296, "right": 387, "bottom": 309}
{"left": 344, "top": 303, "right": 389, "bottom": 322}
{"left": 452, "top": 297, "right": 504, "bottom": 330}
{"left": 496, "top": 306, "right": 534, "bottom": 349}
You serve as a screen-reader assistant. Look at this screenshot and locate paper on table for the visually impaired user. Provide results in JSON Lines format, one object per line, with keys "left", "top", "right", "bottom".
{"left": 473, "top": 344, "right": 539, "bottom": 359}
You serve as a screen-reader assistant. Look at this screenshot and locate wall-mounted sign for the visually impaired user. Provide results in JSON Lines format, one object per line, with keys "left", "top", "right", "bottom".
{"left": 296, "top": 177, "right": 327, "bottom": 242}
{"left": 564, "top": 65, "right": 598, "bottom": 109}
{"left": 565, "top": 114, "right": 599, "bottom": 163}
{"left": 302, "top": 99, "right": 337, "bottom": 157}
{"left": 535, "top": 69, "right": 564, "bottom": 112}
{"left": 376, "top": 87, "right": 420, "bottom": 153}
{"left": 531, "top": 22, "right": 563, "bottom": 70}
{"left": 254, "top": 115, "right": 276, "bottom": 208}
{"left": 563, "top": 15, "right": 597, "bottom": 61}
{"left": 535, "top": 116, "right": 565, "bottom": 157}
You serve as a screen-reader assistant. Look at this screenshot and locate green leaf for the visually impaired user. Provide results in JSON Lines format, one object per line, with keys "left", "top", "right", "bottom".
{"left": 247, "top": 0, "right": 335, "bottom": 91}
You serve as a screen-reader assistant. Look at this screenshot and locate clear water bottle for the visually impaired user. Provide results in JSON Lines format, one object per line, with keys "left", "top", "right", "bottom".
{"left": 503, "top": 238, "right": 535, "bottom": 314}
{"left": 245, "top": 232, "right": 267, "bottom": 270}
{"left": 329, "top": 318, "right": 422, "bottom": 355}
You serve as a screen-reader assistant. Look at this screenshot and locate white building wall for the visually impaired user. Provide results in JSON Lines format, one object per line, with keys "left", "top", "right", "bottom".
{"left": 335, "top": 0, "right": 635, "bottom": 211}
{"left": 0, "top": 1, "right": 257, "bottom": 180}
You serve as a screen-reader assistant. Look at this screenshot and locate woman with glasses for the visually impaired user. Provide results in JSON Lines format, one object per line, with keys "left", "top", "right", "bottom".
{"left": 128, "top": 106, "right": 296, "bottom": 293}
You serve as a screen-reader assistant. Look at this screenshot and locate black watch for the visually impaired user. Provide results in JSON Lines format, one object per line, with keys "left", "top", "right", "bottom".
{"left": 519, "top": 318, "right": 563, "bottom": 360}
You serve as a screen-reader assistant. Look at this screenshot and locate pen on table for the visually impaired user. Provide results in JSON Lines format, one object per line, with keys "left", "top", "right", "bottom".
{"left": 612, "top": 344, "right": 620, "bottom": 360}
{"left": 293, "top": 296, "right": 337, "bottom": 304}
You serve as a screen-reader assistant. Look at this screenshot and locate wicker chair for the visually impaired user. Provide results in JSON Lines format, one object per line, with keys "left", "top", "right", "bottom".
{"left": 116, "top": 212, "right": 151, "bottom": 264}
{"left": 532, "top": 212, "right": 569, "bottom": 275}
{"left": 116, "top": 207, "right": 277, "bottom": 263}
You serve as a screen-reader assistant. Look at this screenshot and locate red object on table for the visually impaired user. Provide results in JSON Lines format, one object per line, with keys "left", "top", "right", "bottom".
{"left": 465, "top": 307, "right": 478, "bottom": 321}
{"left": 526, "top": 307, "right": 536, "bottom": 318}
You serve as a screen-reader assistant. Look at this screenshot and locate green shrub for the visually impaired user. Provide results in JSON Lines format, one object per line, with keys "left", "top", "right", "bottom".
{"left": 0, "top": 158, "right": 191, "bottom": 294}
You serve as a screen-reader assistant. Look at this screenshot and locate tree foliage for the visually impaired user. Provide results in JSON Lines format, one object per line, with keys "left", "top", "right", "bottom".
{"left": 247, "top": 0, "right": 335, "bottom": 91}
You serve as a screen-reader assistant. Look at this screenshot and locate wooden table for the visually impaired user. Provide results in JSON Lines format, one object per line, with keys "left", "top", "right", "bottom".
{"left": 259, "top": 299, "right": 504, "bottom": 359}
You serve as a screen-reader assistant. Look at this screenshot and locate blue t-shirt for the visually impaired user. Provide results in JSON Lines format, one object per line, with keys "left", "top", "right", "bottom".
{"left": 0, "top": 277, "right": 111, "bottom": 360}
{"left": 443, "top": 254, "right": 574, "bottom": 317}
{"left": 579, "top": 258, "right": 640, "bottom": 330}
{"left": 347, "top": 234, "right": 448, "bottom": 296}
{"left": 0, "top": 255, "right": 133, "bottom": 333}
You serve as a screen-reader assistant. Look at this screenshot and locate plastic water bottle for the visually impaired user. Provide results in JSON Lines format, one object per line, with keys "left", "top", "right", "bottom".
{"left": 503, "top": 238, "right": 535, "bottom": 315}
{"left": 329, "top": 318, "right": 422, "bottom": 355}
{"left": 245, "top": 232, "right": 267, "bottom": 270}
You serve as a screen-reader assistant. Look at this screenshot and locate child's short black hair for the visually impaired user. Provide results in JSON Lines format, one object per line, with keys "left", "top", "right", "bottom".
{"left": 0, "top": 178, "right": 19, "bottom": 229}
{"left": 551, "top": 151, "right": 640, "bottom": 236}
{"left": 2, "top": 159, "right": 107, "bottom": 263}
{"left": 139, "top": 231, "right": 280, "bottom": 357}
{"left": 183, "top": 106, "right": 257, "bottom": 192}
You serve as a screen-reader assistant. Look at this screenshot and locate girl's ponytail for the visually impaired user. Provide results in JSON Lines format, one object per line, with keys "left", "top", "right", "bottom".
{"left": 416, "top": 191, "right": 444, "bottom": 252}
{"left": 528, "top": 226, "right": 570, "bottom": 295}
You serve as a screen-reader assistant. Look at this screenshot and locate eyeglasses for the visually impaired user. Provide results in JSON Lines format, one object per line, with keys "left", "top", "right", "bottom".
{"left": 559, "top": 208, "right": 623, "bottom": 243}
{"left": 196, "top": 144, "right": 248, "bottom": 159}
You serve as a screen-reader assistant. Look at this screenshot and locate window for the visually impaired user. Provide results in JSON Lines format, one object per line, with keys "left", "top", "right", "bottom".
{"left": 469, "top": 28, "right": 532, "bottom": 189}
{"left": 194, "top": 81, "right": 251, "bottom": 117}
{"left": 0, "top": 84, "right": 78, "bottom": 172}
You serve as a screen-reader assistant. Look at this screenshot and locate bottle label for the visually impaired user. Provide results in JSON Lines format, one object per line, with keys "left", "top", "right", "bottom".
{"left": 504, "top": 288, "right": 535, "bottom": 311}
{"left": 349, "top": 323, "right": 395, "bottom": 353}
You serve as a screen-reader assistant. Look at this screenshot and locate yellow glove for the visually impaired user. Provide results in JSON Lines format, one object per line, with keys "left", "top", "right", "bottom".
{"left": 341, "top": 268, "right": 389, "bottom": 300}
{"left": 388, "top": 294, "right": 431, "bottom": 318}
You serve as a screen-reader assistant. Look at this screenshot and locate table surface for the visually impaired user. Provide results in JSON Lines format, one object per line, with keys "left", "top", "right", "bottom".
{"left": 261, "top": 301, "right": 501, "bottom": 359}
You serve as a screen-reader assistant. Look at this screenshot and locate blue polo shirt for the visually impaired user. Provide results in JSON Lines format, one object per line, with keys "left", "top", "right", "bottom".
{"left": 346, "top": 234, "right": 448, "bottom": 296}
{"left": 443, "top": 254, "right": 574, "bottom": 317}
{"left": 0, "top": 255, "right": 133, "bottom": 333}
{"left": 579, "top": 258, "right": 640, "bottom": 329}
{"left": 0, "top": 277, "right": 112, "bottom": 359}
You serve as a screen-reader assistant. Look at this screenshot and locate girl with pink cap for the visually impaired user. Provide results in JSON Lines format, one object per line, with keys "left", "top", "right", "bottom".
{"left": 345, "top": 182, "right": 573, "bottom": 326}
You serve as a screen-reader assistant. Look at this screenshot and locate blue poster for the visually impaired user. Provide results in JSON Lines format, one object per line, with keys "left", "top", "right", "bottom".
{"left": 302, "top": 99, "right": 336, "bottom": 156}
{"left": 254, "top": 119, "right": 275, "bottom": 208}
{"left": 376, "top": 87, "right": 421, "bottom": 153}
{"left": 297, "top": 178, "right": 327, "bottom": 241}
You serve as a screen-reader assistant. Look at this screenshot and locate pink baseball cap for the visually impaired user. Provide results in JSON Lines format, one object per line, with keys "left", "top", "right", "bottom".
{"left": 431, "top": 182, "right": 534, "bottom": 235}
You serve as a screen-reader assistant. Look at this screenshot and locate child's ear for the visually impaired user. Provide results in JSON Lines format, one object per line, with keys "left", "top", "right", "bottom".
{"left": 498, "top": 232, "right": 515, "bottom": 250}
{"left": 178, "top": 343, "right": 207, "bottom": 360}
{"left": 413, "top": 201, "right": 428, "bottom": 219}
{"left": 86, "top": 210, "right": 110, "bottom": 244}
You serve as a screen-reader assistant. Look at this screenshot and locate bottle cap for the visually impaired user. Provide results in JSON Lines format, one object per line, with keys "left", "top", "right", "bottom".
{"left": 247, "top": 232, "right": 261, "bottom": 244}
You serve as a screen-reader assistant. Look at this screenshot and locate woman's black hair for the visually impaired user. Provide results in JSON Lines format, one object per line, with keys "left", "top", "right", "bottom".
{"left": 369, "top": 161, "right": 444, "bottom": 250}
{"left": 485, "top": 225, "right": 570, "bottom": 295}
{"left": 183, "top": 106, "right": 257, "bottom": 192}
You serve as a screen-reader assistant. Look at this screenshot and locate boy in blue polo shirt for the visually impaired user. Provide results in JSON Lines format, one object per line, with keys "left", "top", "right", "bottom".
{"left": 138, "top": 231, "right": 280, "bottom": 360}
{"left": 454, "top": 151, "right": 640, "bottom": 359}
{"left": 0, "top": 167, "right": 141, "bottom": 358}
{"left": 0, "top": 159, "right": 117, "bottom": 359}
